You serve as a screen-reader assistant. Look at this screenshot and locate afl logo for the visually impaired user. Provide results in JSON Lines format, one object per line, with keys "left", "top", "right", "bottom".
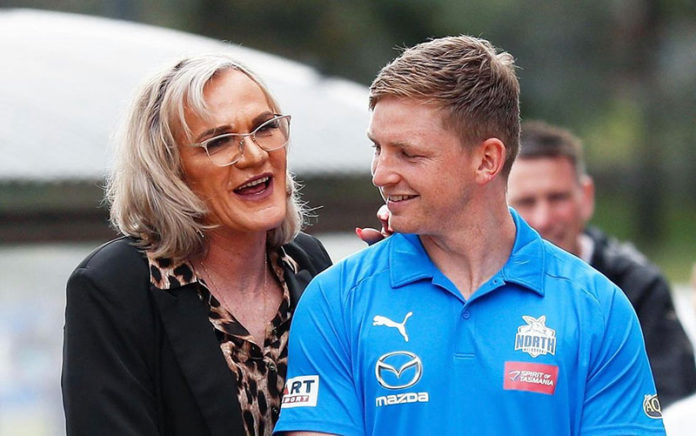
{"left": 375, "top": 351, "right": 423, "bottom": 390}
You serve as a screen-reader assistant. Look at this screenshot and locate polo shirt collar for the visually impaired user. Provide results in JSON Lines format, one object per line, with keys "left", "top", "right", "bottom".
{"left": 388, "top": 233, "right": 439, "bottom": 288}
{"left": 388, "top": 208, "right": 546, "bottom": 296}
{"left": 500, "top": 208, "right": 546, "bottom": 296}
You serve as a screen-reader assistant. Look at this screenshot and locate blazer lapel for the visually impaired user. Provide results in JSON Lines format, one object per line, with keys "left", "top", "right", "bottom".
{"left": 278, "top": 234, "right": 332, "bottom": 308}
{"left": 283, "top": 265, "right": 313, "bottom": 308}
{"left": 151, "top": 283, "right": 243, "bottom": 436}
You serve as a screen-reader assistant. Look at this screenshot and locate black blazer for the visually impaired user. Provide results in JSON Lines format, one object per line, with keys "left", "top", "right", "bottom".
{"left": 62, "top": 233, "right": 332, "bottom": 436}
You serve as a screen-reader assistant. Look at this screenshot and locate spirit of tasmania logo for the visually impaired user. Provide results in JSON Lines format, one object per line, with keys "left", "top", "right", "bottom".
{"left": 504, "top": 361, "right": 559, "bottom": 395}
{"left": 514, "top": 315, "right": 556, "bottom": 358}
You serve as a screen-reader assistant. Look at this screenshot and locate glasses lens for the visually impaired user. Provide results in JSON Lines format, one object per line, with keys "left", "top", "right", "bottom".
{"left": 199, "top": 115, "right": 290, "bottom": 167}
{"left": 253, "top": 116, "right": 290, "bottom": 151}
{"left": 204, "top": 134, "right": 242, "bottom": 166}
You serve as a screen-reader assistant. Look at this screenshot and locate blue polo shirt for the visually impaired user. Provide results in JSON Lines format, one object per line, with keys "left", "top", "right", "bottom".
{"left": 275, "top": 210, "right": 665, "bottom": 435}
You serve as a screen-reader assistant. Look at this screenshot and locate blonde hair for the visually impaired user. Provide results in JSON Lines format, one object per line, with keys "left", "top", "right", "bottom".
{"left": 106, "top": 53, "right": 305, "bottom": 261}
{"left": 369, "top": 35, "right": 521, "bottom": 176}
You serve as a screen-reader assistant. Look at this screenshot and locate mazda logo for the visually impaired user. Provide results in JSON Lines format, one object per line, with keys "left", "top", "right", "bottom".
{"left": 375, "top": 351, "right": 423, "bottom": 389}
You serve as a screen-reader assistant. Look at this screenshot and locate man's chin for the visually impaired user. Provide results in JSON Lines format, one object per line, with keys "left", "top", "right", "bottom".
{"left": 387, "top": 220, "right": 407, "bottom": 234}
{"left": 388, "top": 220, "right": 418, "bottom": 235}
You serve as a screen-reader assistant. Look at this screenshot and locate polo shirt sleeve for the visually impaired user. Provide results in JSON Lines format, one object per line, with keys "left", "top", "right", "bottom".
{"left": 274, "top": 268, "right": 364, "bottom": 436}
{"left": 581, "top": 283, "right": 666, "bottom": 434}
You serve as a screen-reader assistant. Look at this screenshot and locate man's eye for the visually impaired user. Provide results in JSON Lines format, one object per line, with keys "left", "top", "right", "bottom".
{"left": 401, "top": 149, "right": 420, "bottom": 158}
{"left": 371, "top": 143, "right": 381, "bottom": 154}
{"left": 549, "top": 193, "right": 571, "bottom": 203}
{"left": 513, "top": 199, "right": 535, "bottom": 208}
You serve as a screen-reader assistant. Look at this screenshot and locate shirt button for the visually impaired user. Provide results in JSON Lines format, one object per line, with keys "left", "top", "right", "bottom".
{"left": 462, "top": 311, "right": 471, "bottom": 319}
{"left": 268, "top": 361, "right": 277, "bottom": 372}
{"left": 272, "top": 406, "right": 280, "bottom": 415}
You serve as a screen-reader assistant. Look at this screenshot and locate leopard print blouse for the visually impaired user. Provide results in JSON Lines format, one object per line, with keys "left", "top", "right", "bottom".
{"left": 147, "top": 248, "right": 300, "bottom": 436}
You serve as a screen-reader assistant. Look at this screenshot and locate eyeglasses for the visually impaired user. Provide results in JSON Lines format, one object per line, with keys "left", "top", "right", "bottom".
{"left": 190, "top": 114, "right": 291, "bottom": 167}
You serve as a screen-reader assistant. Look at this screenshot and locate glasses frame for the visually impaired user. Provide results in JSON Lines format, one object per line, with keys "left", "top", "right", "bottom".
{"left": 189, "top": 114, "right": 291, "bottom": 167}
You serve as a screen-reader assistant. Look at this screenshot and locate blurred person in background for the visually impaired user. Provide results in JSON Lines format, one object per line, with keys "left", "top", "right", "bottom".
{"left": 507, "top": 120, "right": 696, "bottom": 407}
{"left": 276, "top": 35, "right": 664, "bottom": 435}
{"left": 61, "top": 53, "right": 332, "bottom": 436}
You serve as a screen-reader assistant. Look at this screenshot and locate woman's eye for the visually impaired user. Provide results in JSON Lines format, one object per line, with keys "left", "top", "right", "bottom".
{"left": 256, "top": 119, "right": 280, "bottom": 136}
{"left": 205, "top": 135, "right": 234, "bottom": 152}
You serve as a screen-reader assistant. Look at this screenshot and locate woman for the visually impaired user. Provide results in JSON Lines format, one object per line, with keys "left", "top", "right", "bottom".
{"left": 61, "top": 53, "right": 332, "bottom": 436}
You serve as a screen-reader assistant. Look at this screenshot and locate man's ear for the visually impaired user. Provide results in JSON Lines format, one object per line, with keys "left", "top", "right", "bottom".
{"left": 474, "top": 138, "right": 506, "bottom": 185}
{"left": 580, "top": 175, "right": 595, "bottom": 222}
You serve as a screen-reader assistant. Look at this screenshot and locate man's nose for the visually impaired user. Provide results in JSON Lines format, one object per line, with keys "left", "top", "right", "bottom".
{"left": 528, "top": 202, "right": 554, "bottom": 233}
{"left": 371, "top": 154, "right": 399, "bottom": 188}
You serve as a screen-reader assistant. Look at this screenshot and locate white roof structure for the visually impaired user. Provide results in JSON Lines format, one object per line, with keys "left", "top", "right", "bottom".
{"left": 0, "top": 9, "right": 373, "bottom": 181}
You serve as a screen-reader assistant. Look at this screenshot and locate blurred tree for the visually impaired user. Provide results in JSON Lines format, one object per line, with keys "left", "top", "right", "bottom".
{"left": 609, "top": 0, "right": 665, "bottom": 244}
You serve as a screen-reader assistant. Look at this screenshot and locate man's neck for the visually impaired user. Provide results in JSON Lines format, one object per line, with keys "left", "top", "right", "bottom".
{"left": 419, "top": 202, "right": 516, "bottom": 300}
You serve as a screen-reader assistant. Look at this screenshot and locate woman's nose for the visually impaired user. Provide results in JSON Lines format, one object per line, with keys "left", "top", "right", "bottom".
{"left": 236, "top": 135, "right": 266, "bottom": 167}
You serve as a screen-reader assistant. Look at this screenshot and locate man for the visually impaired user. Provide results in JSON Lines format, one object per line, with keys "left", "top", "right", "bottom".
{"left": 275, "top": 36, "right": 665, "bottom": 435}
{"left": 507, "top": 120, "right": 696, "bottom": 407}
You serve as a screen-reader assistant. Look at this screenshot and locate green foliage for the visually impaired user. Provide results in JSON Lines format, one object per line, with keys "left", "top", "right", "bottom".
{"left": 593, "top": 192, "right": 696, "bottom": 284}
{"left": 583, "top": 99, "right": 643, "bottom": 169}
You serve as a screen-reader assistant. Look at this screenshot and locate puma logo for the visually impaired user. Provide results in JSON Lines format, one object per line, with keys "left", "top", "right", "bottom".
{"left": 373, "top": 312, "right": 413, "bottom": 342}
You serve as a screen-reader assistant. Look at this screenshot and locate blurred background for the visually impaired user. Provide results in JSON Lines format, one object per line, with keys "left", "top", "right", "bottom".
{"left": 0, "top": 1, "right": 694, "bottom": 434}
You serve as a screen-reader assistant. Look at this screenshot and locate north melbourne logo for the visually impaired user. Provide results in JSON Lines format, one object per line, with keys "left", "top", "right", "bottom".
{"left": 514, "top": 315, "right": 556, "bottom": 358}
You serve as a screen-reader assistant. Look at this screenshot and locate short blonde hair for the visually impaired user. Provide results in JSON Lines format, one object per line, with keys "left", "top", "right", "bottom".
{"left": 369, "top": 35, "right": 520, "bottom": 176}
{"left": 106, "top": 53, "right": 305, "bottom": 261}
